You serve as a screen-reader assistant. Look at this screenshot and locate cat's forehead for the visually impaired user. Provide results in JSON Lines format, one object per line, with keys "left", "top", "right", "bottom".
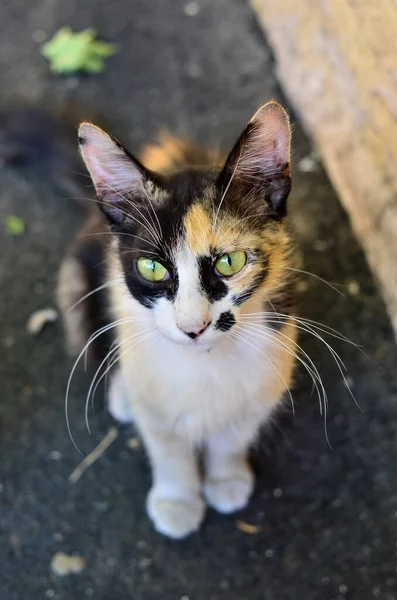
{"left": 161, "top": 169, "right": 261, "bottom": 255}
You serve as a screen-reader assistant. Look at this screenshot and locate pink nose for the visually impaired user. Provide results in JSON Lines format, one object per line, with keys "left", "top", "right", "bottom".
{"left": 179, "top": 321, "right": 211, "bottom": 340}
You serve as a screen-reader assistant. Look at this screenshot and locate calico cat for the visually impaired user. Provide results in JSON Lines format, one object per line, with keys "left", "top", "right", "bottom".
{"left": 59, "top": 100, "right": 298, "bottom": 538}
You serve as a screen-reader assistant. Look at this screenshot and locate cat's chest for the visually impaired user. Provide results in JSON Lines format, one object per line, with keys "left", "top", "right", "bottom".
{"left": 120, "top": 326, "right": 293, "bottom": 431}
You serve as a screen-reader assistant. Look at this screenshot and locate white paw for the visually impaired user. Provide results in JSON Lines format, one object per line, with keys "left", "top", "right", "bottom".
{"left": 107, "top": 370, "right": 134, "bottom": 423}
{"left": 147, "top": 488, "right": 206, "bottom": 539}
{"left": 204, "top": 466, "right": 254, "bottom": 514}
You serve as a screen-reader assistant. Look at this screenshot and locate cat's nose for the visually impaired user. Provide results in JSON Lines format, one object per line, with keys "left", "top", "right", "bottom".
{"left": 180, "top": 321, "right": 212, "bottom": 340}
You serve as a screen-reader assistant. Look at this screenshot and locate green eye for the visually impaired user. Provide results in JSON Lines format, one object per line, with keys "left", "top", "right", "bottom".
{"left": 137, "top": 258, "right": 169, "bottom": 282}
{"left": 215, "top": 250, "right": 247, "bottom": 277}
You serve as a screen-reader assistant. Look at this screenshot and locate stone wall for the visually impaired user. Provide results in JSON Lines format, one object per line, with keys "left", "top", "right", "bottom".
{"left": 250, "top": 0, "right": 397, "bottom": 337}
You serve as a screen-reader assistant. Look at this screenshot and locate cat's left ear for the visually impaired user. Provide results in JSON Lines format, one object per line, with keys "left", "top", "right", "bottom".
{"left": 78, "top": 122, "right": 153, "bottom": 226}
{"left": 220, "top": 101, "right": 291, "bottom": 218}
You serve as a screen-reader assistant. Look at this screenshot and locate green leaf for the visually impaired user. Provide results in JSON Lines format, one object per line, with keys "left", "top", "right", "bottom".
{"left": 6, "top": 215, "right": 25, "bottom": 236}
{"left": 41, "top": 27, "right": 117, "bottom": 74}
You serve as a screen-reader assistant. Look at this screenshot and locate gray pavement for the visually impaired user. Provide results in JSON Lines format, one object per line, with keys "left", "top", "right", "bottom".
{"left": 1, "top": 1, "right": 397, "bottom": 599}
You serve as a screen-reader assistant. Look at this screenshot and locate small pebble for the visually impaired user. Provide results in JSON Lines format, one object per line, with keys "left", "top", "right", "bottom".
{"left": 264, "top": 549, "right": 274, "bottom": 558}
{"left": 273, "top": 487, "right": 283, "bottom": 498}
{"left": 45, "top": 590, "right": 55, "bottom": 598}
{"left": 181, "top": 596, "right": 190, "bottom": 600}
{"left": 27, "top": 308, "right": 58, "bottom": 335}
{"left": 50, "top": 552, "right": 85, "bottom": 577}
{"left": 236, "top": 520, "right": 260, "bottom": 534}
{"left": 220, "top": 581, "right": 230, "bottom": 591}
{"left": 339, "top": 584, "right": 348, "bottom": 594}
{"left": 49, "top": 450, "right": 62, "bottom": 461}
{"left": 297, "top": 154, "right": 319, "bottom": 172}
{"left": 85, "top": 589, "right": 94, "bottom": 596}
{"left": 184, "top": 2, "right": 200, "bottom": 16}
{"left": 347, "top": 280, "right": 360, "bottom": 296}
{"left": 127, "top": 437, "right": 141, "bottom": 450}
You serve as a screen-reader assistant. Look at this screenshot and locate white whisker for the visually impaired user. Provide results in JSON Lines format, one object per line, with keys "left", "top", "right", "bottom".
{"left": 65, "top": 278, "right": 124, "bottom": 316}
{"left": 85, "top": 328, "right": 154, "bottom": 432}
{"left": 283, "top": 266, "right": 345, "bottom": 297}
{"left": 212, "top": 149, "right": 242, "bottom": 233}
{"left": 65, "top": 316, "right": 151, "bottom": 454}
{"left": 239, "top": 321, "right": 328, "bottom": 428}
{"left": 102, "top": 183, "right": 161, "bottom": 247}
{"left": 79, "top": 230, "right": 160, "bottom": 251}
{"left": 241, "top": 312, "right": 361, "bottom": 412}
{"left": 231, "top": 327, "right": 296, "bottom": 419}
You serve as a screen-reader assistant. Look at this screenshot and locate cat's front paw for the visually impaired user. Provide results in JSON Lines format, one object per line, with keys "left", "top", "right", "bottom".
{"left": 204, "top": 465, "right": 254, "bottom": 514}
{"left": 147, "top": 487, "right": 206, "bottom": 539}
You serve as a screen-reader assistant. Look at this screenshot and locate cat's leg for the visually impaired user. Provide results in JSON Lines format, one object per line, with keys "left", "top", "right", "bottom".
{"left": 57, "top": 256, "right": 90, "bottom": 357}
{"left": 203, "top": 417, "right": 260, "bottom": 514}
{"left": 108, "top": 368, "right": 134, "bottom": 424}
{"left": 136, "top": 410, "right": 205, "bottom": 539}
{"left": 57, "top": 211, "right": 109, "bottom": 359}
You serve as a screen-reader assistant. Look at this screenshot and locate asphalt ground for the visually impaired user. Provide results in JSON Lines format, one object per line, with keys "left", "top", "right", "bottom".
{"left": 1, "top": 1, "right": 397, "bottom": 599}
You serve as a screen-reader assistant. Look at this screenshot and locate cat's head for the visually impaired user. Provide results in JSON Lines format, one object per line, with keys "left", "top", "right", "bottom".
{"left": 79, "top": 102, "right": 293, "bottom": 350}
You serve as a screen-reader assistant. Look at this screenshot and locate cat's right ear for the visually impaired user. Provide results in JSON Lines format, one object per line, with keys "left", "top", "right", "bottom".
{"left": 78, "top": 123, "right": 149, "bottom": 226}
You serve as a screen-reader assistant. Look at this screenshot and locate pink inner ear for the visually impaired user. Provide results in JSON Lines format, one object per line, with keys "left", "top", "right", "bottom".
{"left": 79, "top": 123, "right": 142, "bottom": 194}
{"left": 84, "top": 145, "right": 113, "bottom": 187}
{"left": 240, "top": 102, "right": 291, "bottom": 176}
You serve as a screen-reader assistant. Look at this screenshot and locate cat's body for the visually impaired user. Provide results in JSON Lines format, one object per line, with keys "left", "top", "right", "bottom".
{"left": 57, "top": 101, "right": 298, "bottom": 538}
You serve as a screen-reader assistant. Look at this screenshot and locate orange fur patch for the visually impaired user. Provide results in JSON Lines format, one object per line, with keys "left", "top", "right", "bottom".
{"left": 140, "top": 132, "right": 224, "bottom": 176}
{"left": 183, "top": 202, "right": 292, "bottom": 302}
{"left": 183, "top": 203, "right": 213, "bottom": 255}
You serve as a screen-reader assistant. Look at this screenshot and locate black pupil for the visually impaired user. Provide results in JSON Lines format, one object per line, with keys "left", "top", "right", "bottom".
{"left": 227, "top": 254, "right": 232, "bottom": 267}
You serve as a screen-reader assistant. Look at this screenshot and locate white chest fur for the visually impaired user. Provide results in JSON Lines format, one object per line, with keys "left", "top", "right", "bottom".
{"left": 115, "top": 315, "right": 296, "bottom": 442}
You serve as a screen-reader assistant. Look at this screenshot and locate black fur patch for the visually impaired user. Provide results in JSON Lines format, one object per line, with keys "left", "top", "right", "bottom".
{"left": 118, "top": 170, "right": 217, "bottom": 308}
{"left": 265, "top": 279, "right": 298, "bottom": 331}
{"left": 198, "top": 256, "right": 228, "bottom": 302}
{"left": 215, "top": 311, "right": 236, "bottom": 332}
{"left": 232, "top": 257, "right": 269, "bottom": 307}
